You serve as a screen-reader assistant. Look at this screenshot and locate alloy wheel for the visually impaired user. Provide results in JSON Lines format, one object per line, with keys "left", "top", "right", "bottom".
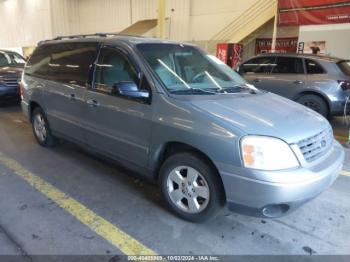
{"left": 166, "top": 166, "right": 210, "bottom": 214}
{"left": 33, "top": 114, "right": 47, "bottom": 143}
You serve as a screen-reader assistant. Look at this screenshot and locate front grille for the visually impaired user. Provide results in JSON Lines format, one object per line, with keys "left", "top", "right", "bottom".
{"left": 297, "top": 128, "right": 334, "bottom": 163}
{"left": 2, "top": 75, "right": 20, "bottom": 89}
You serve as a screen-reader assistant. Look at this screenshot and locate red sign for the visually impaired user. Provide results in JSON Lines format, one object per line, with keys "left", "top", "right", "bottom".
{"left": 255, "top": 38, "right": 298, "bottom": 55}
{"left": 216, "top": 43, "right": 229, "bottom": 64}
{"left": 216, "top": 43, "right": 243, "bottom": 69}
{"left": 231, "top": 44, "right": 243, "bottom": 69}
{"left": 278, "top": 0, "right": 350, "bottom": 26}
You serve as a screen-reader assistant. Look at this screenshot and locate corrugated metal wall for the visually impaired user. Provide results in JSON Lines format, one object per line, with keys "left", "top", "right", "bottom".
{"left": 0, "top": 0, "right": 52, "bottom": 48}
{"left": 0, "top": 0, "right": 271, "bottom": 48}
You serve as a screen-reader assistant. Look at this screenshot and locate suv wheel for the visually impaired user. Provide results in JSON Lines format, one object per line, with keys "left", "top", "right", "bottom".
{"left": 32, "top": 107, "right": 58, "bottom": 147}
{"left": 160, "top": 152, "right": 224, "bottom": 222}
{"left": 296, "top": 94, "right": 329, "bottom": 118}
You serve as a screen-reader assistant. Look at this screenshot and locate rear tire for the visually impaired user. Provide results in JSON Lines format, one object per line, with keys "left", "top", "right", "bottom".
{"left": 296, "top": 94, "right": 329, "bottom": 118}
{"left": 159, "top": 152, "right": 225, "bottom": 222}
{"left": 31, "top": 107, "right": 58, "bottom": 147}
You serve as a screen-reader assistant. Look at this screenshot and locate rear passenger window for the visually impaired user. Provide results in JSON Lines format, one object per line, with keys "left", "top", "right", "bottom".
{"left": 47, "top": 43, "right": 97, "bottom": 86}
{"left": 305, "top": 59, "right": 325, "bottom": 74}
{"left": 273, "top": 57, "right": 304, "bottom": 74}
{"left": 242, "top": 57, "right": 276, "bottom": 74}
{"left": 94, "top": 47, "right": 138, "bottom": 94}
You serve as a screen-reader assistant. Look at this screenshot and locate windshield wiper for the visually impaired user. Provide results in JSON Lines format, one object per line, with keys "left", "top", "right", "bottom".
{"left": 217, "top": 85, "right": 258, "bottom": 94}
{"left": 170, "top": 88, "right": 217, "bottom": 95}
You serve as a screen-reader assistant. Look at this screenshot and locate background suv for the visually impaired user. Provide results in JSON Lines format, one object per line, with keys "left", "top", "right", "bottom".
{"left": 0, "top": 50, "right": 26, "bottom": 102}
{"left": 239, "top": 54, "right": 350, "bottom": 118}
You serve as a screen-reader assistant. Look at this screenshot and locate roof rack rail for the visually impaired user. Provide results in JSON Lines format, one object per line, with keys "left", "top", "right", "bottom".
{"left": 52, "top": 33, "right": 122, "bottom": 41}
{"left": 38, "top": 33, "right": 145, "bottom": 45}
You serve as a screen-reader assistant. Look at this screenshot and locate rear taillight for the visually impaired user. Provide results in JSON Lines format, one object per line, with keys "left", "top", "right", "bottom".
{"left": 19, "top": 82, "right": 24, "bottom": 100}
{"left": 338, "top": 80, "right": 350, "bottom": 91}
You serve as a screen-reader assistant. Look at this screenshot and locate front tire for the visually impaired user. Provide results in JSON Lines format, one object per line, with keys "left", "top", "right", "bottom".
{"left": 31, "top": 107, "right": 58, "bottom": 147}
{"left": 160, "top": 152, "right": 225, "bottom": 222}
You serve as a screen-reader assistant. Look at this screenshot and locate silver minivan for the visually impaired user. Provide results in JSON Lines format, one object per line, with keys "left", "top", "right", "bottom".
{"left": 21, "top": 34, "right": 344, "bottom": 222}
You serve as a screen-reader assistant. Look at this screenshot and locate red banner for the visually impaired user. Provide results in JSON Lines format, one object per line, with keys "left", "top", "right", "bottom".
{"left": 216, "top": 43, "right": 243, "bottom": 69}
{"left": 216, "top": 43, "right": 229, "bottom": 64}
{"left": 255, "top": 38, "right": 298, "bottom": 55}
{"left": 278, "top": 0, "right": 350, "bottom": 26}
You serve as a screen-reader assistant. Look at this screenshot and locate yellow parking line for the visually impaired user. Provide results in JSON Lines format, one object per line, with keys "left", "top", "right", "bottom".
{"left": 0, "top": 152, "right": 157, "bottom": 256}
{"left": 342, "top": 170, "right": 350, "bottom": 177}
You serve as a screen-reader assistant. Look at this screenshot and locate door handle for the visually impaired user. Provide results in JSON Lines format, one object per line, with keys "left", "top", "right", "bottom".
{"left": 294, "top": 80, "right": 303, "bottom": 85}
{"left": 253, "top": 79, "right": 262, "bottom": 83}
{"left": 87, "top": 99, "right": 99, "bottom": 107}
{"left": 69, "top": 94, "right": 76, "bottom": 101}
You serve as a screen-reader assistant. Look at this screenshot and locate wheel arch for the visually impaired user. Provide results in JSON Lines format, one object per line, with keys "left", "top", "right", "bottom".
{"left": 152, "top": 141, "right": 226, "bottom": 200}
{"left": 28, "top": 101, "right": 42, "bottom": 120}
{"left": 293, "top": 90, "right": 331, "bottom": 113}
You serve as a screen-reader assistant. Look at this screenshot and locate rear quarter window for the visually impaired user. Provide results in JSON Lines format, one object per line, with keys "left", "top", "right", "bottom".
{"left": 338, "top": 61, "right": 350, "bottom": 76}
{"left": 25, "top": 42, "right": 98, "bottom": 86}
{"left": 25, "top": 46, "right": 51, "bottom": 77}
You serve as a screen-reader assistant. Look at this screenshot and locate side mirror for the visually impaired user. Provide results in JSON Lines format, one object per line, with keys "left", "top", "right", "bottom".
{"left": 113, "top": 81, "right": 150, "bottom": 100}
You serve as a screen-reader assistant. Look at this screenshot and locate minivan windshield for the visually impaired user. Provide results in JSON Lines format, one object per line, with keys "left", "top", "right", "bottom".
{"left": 137, "top": 43, "right": 256, "bottom": 94}
{"left": 0, "top": 51, "right": 26, "bottom": 67}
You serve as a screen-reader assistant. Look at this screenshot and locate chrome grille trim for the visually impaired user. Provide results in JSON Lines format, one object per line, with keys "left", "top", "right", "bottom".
{"left": 2, "top": 76, "right": 20, "bottom": 88}
{"left": 297, "top": 128, "right": 333, "bottom": 163}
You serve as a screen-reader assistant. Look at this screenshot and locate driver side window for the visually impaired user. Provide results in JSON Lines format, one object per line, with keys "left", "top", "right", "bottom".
{"left": 94, "top": 47, "right": 138, "bottom": 94}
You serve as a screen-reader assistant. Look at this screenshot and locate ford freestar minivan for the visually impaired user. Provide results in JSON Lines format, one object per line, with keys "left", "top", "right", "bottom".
{"left": 21, "top": 34, "right": 344, "bottom": 222}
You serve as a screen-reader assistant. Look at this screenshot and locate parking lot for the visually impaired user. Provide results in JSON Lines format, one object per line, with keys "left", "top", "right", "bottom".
{"left": 0, "top": 102, "right": 349, "bottom": 259}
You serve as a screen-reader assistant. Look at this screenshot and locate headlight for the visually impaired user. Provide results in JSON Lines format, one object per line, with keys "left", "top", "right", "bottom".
{"left": 241, "top": 136, "right": 299, "bottom": 171}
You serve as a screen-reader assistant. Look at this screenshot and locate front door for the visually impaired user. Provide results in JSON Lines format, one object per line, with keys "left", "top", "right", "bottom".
{"left": 82, "top": 46, "right": 153, "bottom": 168}
{"left": 243, "top": 56, "right": 307, "bottom": 99}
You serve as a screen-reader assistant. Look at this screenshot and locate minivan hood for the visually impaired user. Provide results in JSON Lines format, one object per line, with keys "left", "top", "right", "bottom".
{"left": 190, "top": 92, "right": 330, "bottom": 144}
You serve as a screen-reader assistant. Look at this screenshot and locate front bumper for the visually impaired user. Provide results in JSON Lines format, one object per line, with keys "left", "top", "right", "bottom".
{"left": 219, "top": 140, "right": 344, "bottom": 217}
{"left": 21, "top": 100, "right": 30, "bottom": 120}
{"left": 0, "top": 85, "right": 19, "bottom": 99}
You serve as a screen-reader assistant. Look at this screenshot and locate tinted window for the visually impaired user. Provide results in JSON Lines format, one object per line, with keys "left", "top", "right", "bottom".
{"left": 305, "top": 59, "right": 325, "bottom": 74}
{"left": 273, "top": 57, "right": 304, "bottom": 74}
{"left": 26, "top": 43, "right": 97, "bottom": 86}
{"left": 94, "top": 47, "right": 138, "bottom": 94}
{"left": 25, "top": 46, "right": 51, "bottom": 77}
{"left": 242, "top": 57, "right": 276, "bottom": 74}
{"left": 47, "top": 43, "right": 97, "bottom": 86}
{"left": 338, "top": 61, "right": 350, "bottom": 76}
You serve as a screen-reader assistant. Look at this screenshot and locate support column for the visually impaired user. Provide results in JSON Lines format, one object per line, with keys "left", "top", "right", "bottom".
{"left": 157, "top": 0, "right": 166, "bottom": 38}
{"left": 271, "top": 0, "right": 278, "bottom": 53}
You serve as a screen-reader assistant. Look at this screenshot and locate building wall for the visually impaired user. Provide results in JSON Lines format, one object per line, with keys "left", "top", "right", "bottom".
{"left": 0, "top": 0, "right": 265, "bottom": 48}
{"left": 0, "top": 0, "right": 52, "bottom": 48}
{"left": 298, "top": 23, "right": 350, "bottom": 59}
{"left": 189, "top": 0, "right": 258, "bottom": 41}
{"left": 242, "top": 20, "right": 299, "bottom": 60}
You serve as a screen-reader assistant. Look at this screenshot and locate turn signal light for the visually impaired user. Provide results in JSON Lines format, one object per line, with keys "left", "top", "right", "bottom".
{"left": 338, "top": 80, "right": 350, "bottom": 91}
{"left": 242, "top": 144, "right": 255, "bottom": 166}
